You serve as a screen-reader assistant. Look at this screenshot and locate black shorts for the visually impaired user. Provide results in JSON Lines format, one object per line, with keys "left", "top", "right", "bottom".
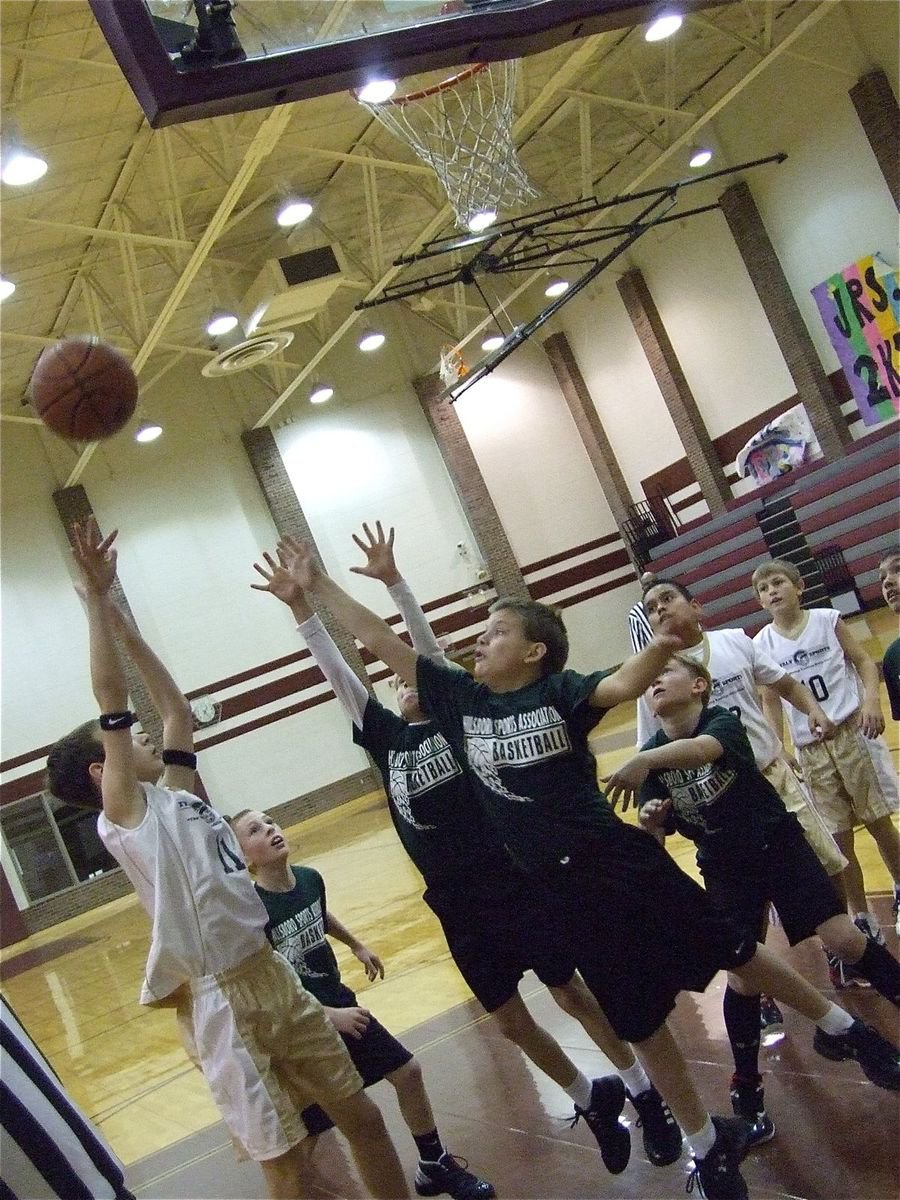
{"left": 301, "top": 985, "right": 413, "bottom": 1136}
{"left": 700, "top": 813, "right": 844, "bottom": 947}
{"left": 541, "top": 822, "right": 756, "bottom": 1045}
{"left": 424, "top": 871, "right": 576, "bottom": 1013}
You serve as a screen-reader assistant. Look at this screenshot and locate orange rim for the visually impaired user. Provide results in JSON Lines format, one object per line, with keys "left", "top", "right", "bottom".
{"left": 353, "top": 63, "right": 489, "bottom": 107}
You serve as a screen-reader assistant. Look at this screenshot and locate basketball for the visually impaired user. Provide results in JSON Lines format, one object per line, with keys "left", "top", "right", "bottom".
{"left": 30, "top": 336, "right": 138, "bottom": 441}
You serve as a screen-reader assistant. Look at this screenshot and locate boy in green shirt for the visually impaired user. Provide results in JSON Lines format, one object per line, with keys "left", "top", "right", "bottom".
{"left": 231, "top": 809, "right": 495, "bottom": 1200}
{"left": 605, "top": 654, "right": 900, "bottom": 1145}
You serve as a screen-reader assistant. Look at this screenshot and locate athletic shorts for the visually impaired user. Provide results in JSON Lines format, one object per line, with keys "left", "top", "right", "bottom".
{"left": 763, "top": 754, "right": 847, "bottom": 876}
{"left": 300, "top": 985, "right": 413, "bottom": 1136}
{"left": 700, "top": 814, "right": 845, "bottom": 947}
{"left": 797, "top": 719, "right": 899, "bottom": 833}
{"left": 177, "top": 946, "right": 362, "bottom": 1161}
{"left": 539, "top": 822, "right": 757, "bottom": 1045}
{"left": 424, "top": 871, "right": 576, "bottom": 1013}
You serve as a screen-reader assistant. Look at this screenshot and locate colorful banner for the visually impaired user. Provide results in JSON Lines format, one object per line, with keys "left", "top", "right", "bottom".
{"left": 811, "top": 253, "right": 900, "bottom": 426}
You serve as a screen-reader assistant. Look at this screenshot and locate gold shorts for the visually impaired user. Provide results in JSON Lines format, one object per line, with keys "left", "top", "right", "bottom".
{"left": 177, "top": 945, "right": 362, "bottom": 1162}
{"left": 763, "top": 755, "right": 848, "bottom": 877}
{"left": 797, "top": 720, "right": 899, "bottom": 834}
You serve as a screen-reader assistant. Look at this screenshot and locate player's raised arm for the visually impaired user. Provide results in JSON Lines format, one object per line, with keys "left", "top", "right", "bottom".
{"left": 277, "top": 536, "right": 419, "bottom": 685}
{"left": 252, "top": 548, "right": 370, "bottom": 730}
{"left": 107, "top": 596, "right": 195, "bottom": 793}
{"left": 350, "top": 522, "right": 446, "bottom": 661}
{"left": 589, "top": 634, "right": 683, "bottom": 708}
{"left": 71, "top": 521, "right": 145, "bottom": 829}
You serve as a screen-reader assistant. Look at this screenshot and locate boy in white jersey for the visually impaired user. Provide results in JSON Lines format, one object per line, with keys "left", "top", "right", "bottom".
{"left": 752, "top": 558, "right": 900, "bottom": 941}
{"left": 45, "top": 520, "right": 408, "bottom": 1200}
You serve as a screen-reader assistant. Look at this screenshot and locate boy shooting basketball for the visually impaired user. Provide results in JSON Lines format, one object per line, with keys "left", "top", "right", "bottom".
{"left": 46, "top": 520, "right": 409, "bottom": 1200}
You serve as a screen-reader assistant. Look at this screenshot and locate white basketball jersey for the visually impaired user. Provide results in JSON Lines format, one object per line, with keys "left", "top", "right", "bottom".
{"left": 99, "top": 783, "right": 267, "bottom": 1004}
{"left": 641, "top": 629, "right": 786, "bottom": 768}
{"left": 754, "top": 609, "right": 861, "bottom": 746}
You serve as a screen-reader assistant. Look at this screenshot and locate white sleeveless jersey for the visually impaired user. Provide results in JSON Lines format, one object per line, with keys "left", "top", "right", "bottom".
{"left": 641, "top": 629, "right": 786, "bottom": 768}
{"left": 754, "top": 609, "right": 861, "bottom": 747}
{"left": 99, "top": 783, "right": 267, "bottom": 1005}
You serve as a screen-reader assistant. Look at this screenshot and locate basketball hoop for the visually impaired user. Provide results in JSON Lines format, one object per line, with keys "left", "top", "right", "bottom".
{"left": 354, "top": 60, "right": 538, "bottom": 231}
{"left": 439, "top": 343, "right": 468, "bottom": 388}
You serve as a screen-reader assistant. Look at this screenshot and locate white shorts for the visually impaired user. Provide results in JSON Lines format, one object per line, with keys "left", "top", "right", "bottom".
{"left": 763, "top": 755, "right": 848, "bottom": 877}
{"left": 798, "top": 720, "right": 899, "bottom": 834}
{"left": 177, "top": 945, "right": 362, "bottom": 1161}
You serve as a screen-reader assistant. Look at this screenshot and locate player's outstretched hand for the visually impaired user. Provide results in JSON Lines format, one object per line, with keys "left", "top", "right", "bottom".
{"left": 251, "top": 550, "right": 302, "bottom": 605}
{"left": 353, "top": 944, "right": 385, "bottom": 982}
{"left": 602, "top": 753, "right": 651, "bottom": 809}
{"left": 638, "top": 797, "right": 672, "bottom": 834}
{"left": 276, "top": 535, "right": 324, "bottom": 592}
{"left": 350, "top": 521, "right": 401, "bottom": 587}
{"left": 72, "top": 518, "right": 118, "bottom": 597}
{"left": 326, "top": 1006, "right": 372, "bottom": 1040}
{"left": 857, "top": 701, "right": 885, "bottom": 740}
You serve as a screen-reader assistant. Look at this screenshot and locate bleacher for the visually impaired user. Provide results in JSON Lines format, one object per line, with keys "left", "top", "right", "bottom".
{"left": 646, "top": 422, "right": 898, "bottom": 633}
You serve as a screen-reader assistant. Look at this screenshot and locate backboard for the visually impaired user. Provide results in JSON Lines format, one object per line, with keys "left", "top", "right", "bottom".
{"left": 90, "top": 0, "right": 712, "bottom": 127}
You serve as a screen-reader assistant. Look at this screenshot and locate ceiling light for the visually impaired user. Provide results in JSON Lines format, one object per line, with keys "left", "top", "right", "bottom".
{"left": 0, "top": 148, "right": 47, "bottom": 186}
{"left": 689, "top": 146, "right": 713, "bottom": 168}
{"left": 276, "top": 198, "right": 313, "bottom": 227}
{"left": 467, "top": 209, "right": 497, "bottom": 233}
{"left": 358, "top": 328, "right": 385, "bottom": 352}
{"left": 481, "top": 333, "right": 504, "bottom": 352}
{"left": 206, "top": 310, "right": 239, "bottom": 337}
{"left": 544, "top": 278, "right": 570, "bottom": 298}
{"left": 309, "top": 383, "right": 334, "bottom": 405}
{"left": 135, "top": 421, "right": 163, "bottom": 443}
{"left": 357, "top": 78, "right": 397, "bottom": 104}
{"left": 0, "top": 277, "right": 15, "bottom": 301}
{"left": 645, "top": 12, "right": 683, "bottom": 41}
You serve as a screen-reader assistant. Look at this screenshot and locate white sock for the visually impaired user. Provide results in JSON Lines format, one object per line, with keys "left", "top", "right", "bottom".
{"left": 687, "top": 1116, "right": 716, "bottom": 1159}
{"left": 817, "top": 1003, "right": 855, "bottom": 1035}
{"left": 619, "top": 1059, "right": 652, "bottom": 1097}
{"left": 563, "top": 1070, "right": 594, "bottom": 1110}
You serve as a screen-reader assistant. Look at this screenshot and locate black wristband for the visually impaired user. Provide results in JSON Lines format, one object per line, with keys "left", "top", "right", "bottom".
{"left": 162, "top": 749, "right": 197, "bottom": 770}
{"left": 99, "top": 711, "right": 135, "bottom": 731}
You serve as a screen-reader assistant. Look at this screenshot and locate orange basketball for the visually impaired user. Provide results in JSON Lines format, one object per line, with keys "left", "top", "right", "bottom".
{"left": 30, "top": 337, "right": 138, "bottom": 441}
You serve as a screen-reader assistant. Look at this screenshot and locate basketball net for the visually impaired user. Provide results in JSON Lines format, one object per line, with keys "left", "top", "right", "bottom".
{"left": 439, "top": 343, "right": 468, "bottom": 388}
{"left": 356, "top": 60, "right": 538, "bottom": 230}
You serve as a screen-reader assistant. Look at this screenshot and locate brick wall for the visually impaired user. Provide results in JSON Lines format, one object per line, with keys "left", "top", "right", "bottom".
{"left": 617, "top": 267, "right": 732, "bottom": 515}
{"left": 412, "top": 372, "right": 529, "bottom": 601}
{"left": 849, "top": 68, "right": 899, "bottom": 210}
{"left": 718, "top": 180, "right": 851, "bottom": 461}
{"left": 241, "top": 427, "right": 373, "bottom": 688}
{"left": 542, "top": 331, "right": 636, "bottom": 543}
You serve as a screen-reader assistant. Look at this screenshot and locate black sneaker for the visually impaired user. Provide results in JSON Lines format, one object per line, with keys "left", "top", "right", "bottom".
{"left": 414, "top": 1153, "right": 496, "bottom": 1199}
{"left": 813, "top": 1019, "right": 900, "bottom": 1091}
{"left": 570, "top": 1075, "right": 631, "bottom": 1175}
{"left": 686, "top": 1117, "right": 750, "bottom": 1199}
{"left": 759, "top": 994, "right": 785, "bottom": 1045}
{"left": 729, "top": 1082, "right": 775, "bottom": 1148}
{"left": 627, "top": 1085, "right": 683, "bottom": 1166}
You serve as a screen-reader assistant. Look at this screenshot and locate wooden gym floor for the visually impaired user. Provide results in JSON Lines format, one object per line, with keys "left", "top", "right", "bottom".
{"left": 2, "top": 610, "right": 898, "bottom": 1199}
